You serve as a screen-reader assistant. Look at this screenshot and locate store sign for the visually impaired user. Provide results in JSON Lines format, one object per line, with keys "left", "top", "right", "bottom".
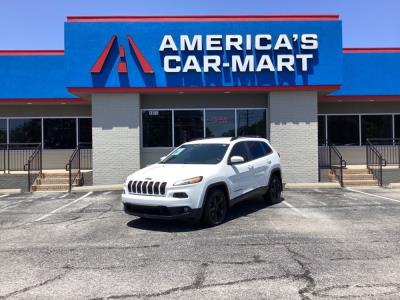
{"left": 159, "top": 34, "right": 318, "bottom": 73}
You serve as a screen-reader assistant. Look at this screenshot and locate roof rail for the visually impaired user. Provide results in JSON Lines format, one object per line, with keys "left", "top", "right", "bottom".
{"left": 230, "top": 135, "right": 262, "bottom": 141}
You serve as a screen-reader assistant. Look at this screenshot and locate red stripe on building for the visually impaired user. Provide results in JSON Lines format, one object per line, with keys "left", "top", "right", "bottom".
{"left": 0, "top": 50, "right": 64, "bottom": 56}
{"left": 69, "top": 85, "right": 340, "bottom": 94}
{"left": 343, "top": 48, "right": 400, "bottom": 53}
{"left": 67, "top": 15, "right": 340, "bottom": 23}
{"left": 0, "top": 98, "right": 87, "bottom": 104}
{"left": 127, "top": 35, "right": 154, "bottom": 74}
{"left": 91, "top": 35, "right": 117, "bottom": 73}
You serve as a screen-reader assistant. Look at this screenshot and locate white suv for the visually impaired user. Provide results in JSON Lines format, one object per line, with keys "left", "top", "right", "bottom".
{"left": 122, "top": 137, "right": 282, "bottom": 226}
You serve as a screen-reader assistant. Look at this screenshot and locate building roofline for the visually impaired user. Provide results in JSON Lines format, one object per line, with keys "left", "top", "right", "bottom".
{"left": 0, "top": 50, "right": 64, "bottom": 56}
{"left": 343, "top": 48, "right": 400, "bottom": 53}
{"left": 66, "top": 14, "right": 340, "bottom": 23}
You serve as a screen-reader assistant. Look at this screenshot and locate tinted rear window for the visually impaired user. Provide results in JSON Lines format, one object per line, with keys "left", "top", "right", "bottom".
{"left": 246, "top": 141, "right": 266, "bottom": 160}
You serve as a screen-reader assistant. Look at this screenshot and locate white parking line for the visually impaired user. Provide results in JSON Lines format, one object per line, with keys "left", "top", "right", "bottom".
{"left": 34, "top": 192, "right": 93, "bottom": 222}
{"left": 59, "top": 193, "right": 69, "bottom": 199}
{"left": 347, "top": 188, "right": 400, "bottom": 204}
{"left": 0, "top": 199, "right": 26, "bottom": 212}
{"left": 0, "top": 194, "right": 9, "bottom": 199}
{"left": 281, "top": 201, "right": 309, "bottom": 218}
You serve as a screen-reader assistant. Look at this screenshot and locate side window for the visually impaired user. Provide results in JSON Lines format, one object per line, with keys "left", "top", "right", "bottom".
{"left": 246, "top": 141, "right": 266, "bottom": 160}
{"left": 229, "top": 142, "right": 249, "bottom": 162}
{"left": 261, "top": 142, "right": 273, "bottom": 155}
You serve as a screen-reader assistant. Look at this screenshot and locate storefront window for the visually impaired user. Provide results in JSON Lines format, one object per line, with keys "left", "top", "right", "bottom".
{"left": 237, "top": 109, "right": 266, "bottom": 138}
{"left": 361, "top": 115, "right": 392, "bottom": 144}
{"left": 394, "top": 115, "right": 400, "bottom": 139}
{"left": 142, "top": 110, "right": 172, "bottom": 147}
{"left": 9, "top": 119, "right": 41, "bottom": 144}
{"left": 78, "top": 118, "right": 92, "bottom": 145}
{"left": 318, "top": 115, "right": 326, "bottom": 145}
{"left": 44, "top": 118, "right": 77, "bottom": 149}
{"left": 205, "top": 110, "right": 235, "bottom": 138}
{"left": 0, "top": 119, "right": 6, "bottom": 144}
{"left": 174, "top": 110, "right": 204, "bottom": 146}
{"left": 327, "top": 115, "right": 359, "bottom": 146}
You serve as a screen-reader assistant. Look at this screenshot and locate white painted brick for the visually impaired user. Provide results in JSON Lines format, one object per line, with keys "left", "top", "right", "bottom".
{"left": 92, "top": 93, "right": 140, "bottom": 185}
{"left": 269, "top": 91, "right": 318, "bottom": 183}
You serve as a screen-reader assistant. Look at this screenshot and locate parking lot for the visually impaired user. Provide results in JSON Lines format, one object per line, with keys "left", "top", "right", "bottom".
{"left": 1, "top": 188, "right": 400, "bottom": 299}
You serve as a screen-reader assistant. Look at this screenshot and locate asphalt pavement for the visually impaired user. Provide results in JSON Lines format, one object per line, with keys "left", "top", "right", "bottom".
{"left": 1, "top": 188, "right": 400, "bottom": 299}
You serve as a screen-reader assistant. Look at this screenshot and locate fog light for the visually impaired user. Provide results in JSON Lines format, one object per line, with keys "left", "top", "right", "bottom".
{"left": 173, "top": 192, "right": 188, "bottom": 198}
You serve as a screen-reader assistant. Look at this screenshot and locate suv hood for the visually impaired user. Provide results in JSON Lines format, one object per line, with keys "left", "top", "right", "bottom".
{"left": 127, "top": 163, "right": 218, "bottom": 182}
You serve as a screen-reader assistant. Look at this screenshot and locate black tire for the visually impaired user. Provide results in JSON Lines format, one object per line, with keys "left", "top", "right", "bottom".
{"left": 264, "top": 174, "right": 282, "bottom": 204}
{"left": 202, "top": 189, "right": 228, "bottom": 226}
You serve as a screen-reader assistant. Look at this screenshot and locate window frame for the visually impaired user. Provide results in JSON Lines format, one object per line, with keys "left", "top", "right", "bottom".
{"left": 0, "top": 118, "right": 7, "bottom": 144}
{"left": 2, "top": 117, "right": 92, "bottom": 150}
{"left": 141, "top": 108, "right": 268, "bottom": 149}
{"left": 318, "top": 113, "right": 397, "bottom": 146}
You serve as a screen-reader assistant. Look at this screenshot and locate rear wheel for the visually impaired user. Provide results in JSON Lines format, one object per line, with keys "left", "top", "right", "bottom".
{"left": 264, "top": 174, "right": 282, "bottom": 204}
{"left": 202, "top": 189, "right": 228, "bottom": 226}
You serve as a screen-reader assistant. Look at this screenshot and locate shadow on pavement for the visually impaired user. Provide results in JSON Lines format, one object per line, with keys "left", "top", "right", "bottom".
{"left": 126, "top": 196, "right": 283, "bottom": 233}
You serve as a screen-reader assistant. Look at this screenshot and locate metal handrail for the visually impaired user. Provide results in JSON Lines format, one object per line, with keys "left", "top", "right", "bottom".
{"left": 366, "top": 138, "right": 399, "bottom": 168}
{"left": 318, "top": 140, "right": 347, "bottom": 187}
{"left": 0, "top": 143, "right": 41, "bottom": 173}
{"left": 366, "top": 139, "right": 387, "bottom": 186}
{"left": 329, "top": 144, "right": 347, "bottom": 187}
{"left": 66, "top": 145, "right": 81, "bottom": 192}
{"left": 23, "top": 144, "right": 42, "bottom": 192}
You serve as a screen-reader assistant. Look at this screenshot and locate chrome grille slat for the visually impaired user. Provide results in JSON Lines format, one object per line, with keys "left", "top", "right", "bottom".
{"left": 142, "top": 181, "right": 148, "bottom": 194}
{"left": 128, "top": 180, "right": 166, "bottom": 196}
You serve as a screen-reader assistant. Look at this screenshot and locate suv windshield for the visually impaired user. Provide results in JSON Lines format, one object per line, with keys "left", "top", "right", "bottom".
{"left": 160, "top": 143, "right": 229, "bottom": 164}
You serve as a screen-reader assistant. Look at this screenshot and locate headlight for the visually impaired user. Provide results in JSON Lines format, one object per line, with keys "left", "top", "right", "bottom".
{"left": 173, "top": 176, "right": 203, "bottom": 186}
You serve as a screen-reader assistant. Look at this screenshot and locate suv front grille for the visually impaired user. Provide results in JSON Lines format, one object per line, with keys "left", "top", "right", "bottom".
{"left": 128, "top": 180, "right": 168, "bottom": 196}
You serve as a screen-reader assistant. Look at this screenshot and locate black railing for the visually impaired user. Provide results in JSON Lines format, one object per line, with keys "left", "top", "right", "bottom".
{"left": 23, "top": 144, "right": 42, "bottom": 192}
{"left": 366, "top": 138, "right": 400, "bottom": 167}
{"left": 318, "top": 141, "right": 347, "bottom": 187}
{"left": 66, "top": 143, "right": 92, "bottom": 192}
{"left": 329, "top": 145, "right": 347, "bottom": 187}
{"left": 366, "top": 139, "right": 388, "bottom": 186}
{"left": 0, "top": 143, "right": 41, "bottom": 173}
{"left": 0, "top": 144, "right": 6, "bottom": 173}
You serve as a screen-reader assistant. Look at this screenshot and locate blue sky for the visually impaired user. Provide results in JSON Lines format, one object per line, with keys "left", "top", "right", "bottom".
{"left": 0, "top": 0, "right": 399, "bottom": 49}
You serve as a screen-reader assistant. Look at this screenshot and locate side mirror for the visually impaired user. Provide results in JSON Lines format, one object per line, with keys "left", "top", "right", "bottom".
{"left": 230, "top": 156, "right": 245, "bottom": 165}
{"left": 160, "top": 156, "right": 166, "bottom": 162}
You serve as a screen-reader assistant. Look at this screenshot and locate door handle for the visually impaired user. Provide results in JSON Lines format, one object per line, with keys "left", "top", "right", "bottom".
{"left": 248, "top": 165, "right": 254, "bottom": 170}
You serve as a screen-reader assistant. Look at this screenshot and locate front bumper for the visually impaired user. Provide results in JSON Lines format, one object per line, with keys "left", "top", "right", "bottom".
{"left": 123, "top": 202, "right": 202, "bottom": 220}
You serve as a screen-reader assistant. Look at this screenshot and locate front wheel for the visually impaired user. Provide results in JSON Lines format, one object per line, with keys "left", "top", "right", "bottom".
{"left": 264, "top": 174, "right": 282, "bottom": 204}
{"left": 202, "top": 189, "right": 228, "bottom": 226}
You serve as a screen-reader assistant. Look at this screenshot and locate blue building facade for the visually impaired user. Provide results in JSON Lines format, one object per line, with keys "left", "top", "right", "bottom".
{"left": 0, "top": 15, "right": 399, "bottom": 186}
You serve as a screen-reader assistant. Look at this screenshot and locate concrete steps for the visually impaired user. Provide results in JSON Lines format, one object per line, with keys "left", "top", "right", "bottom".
{"left": 32, "top": 171, "right": 82, "bottom": 192}
{"left": 341, "top": 168, "right": 379, "bottom": 187}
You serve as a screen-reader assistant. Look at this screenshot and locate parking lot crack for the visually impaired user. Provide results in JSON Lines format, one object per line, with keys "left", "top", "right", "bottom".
{"left": 284, "top": 245, "right": 316, "bottom": 300}
{"left": 0, "top": 271, "right": 69, "bottom": 299}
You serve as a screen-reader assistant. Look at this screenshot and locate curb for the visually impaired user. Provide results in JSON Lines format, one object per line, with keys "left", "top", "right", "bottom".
{"left": 0, "top": 188, "right": 22, "bottom": 194}
{"left": 72, "top": 184, "right": 123, "bottom": 192}
{"left": 284, "top": 182, "right": 341, "bottom": 189}
{"left": 388, "top": 183, "right": 400, "bottom": 189}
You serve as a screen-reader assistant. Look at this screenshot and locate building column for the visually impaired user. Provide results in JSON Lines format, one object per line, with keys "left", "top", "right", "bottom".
{"left": 268, "top": 91, "right": 318, "bottom": 183}
{"left": 91, "top": 93, "right": 140, "bottom": 185}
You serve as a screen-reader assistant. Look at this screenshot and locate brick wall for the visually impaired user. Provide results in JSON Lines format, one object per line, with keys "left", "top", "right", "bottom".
{"left": 92, "top": 93, "right": 140, "bottom": 185}
{"left": 269, "top": 91, "right": 318, "bottom": 183}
